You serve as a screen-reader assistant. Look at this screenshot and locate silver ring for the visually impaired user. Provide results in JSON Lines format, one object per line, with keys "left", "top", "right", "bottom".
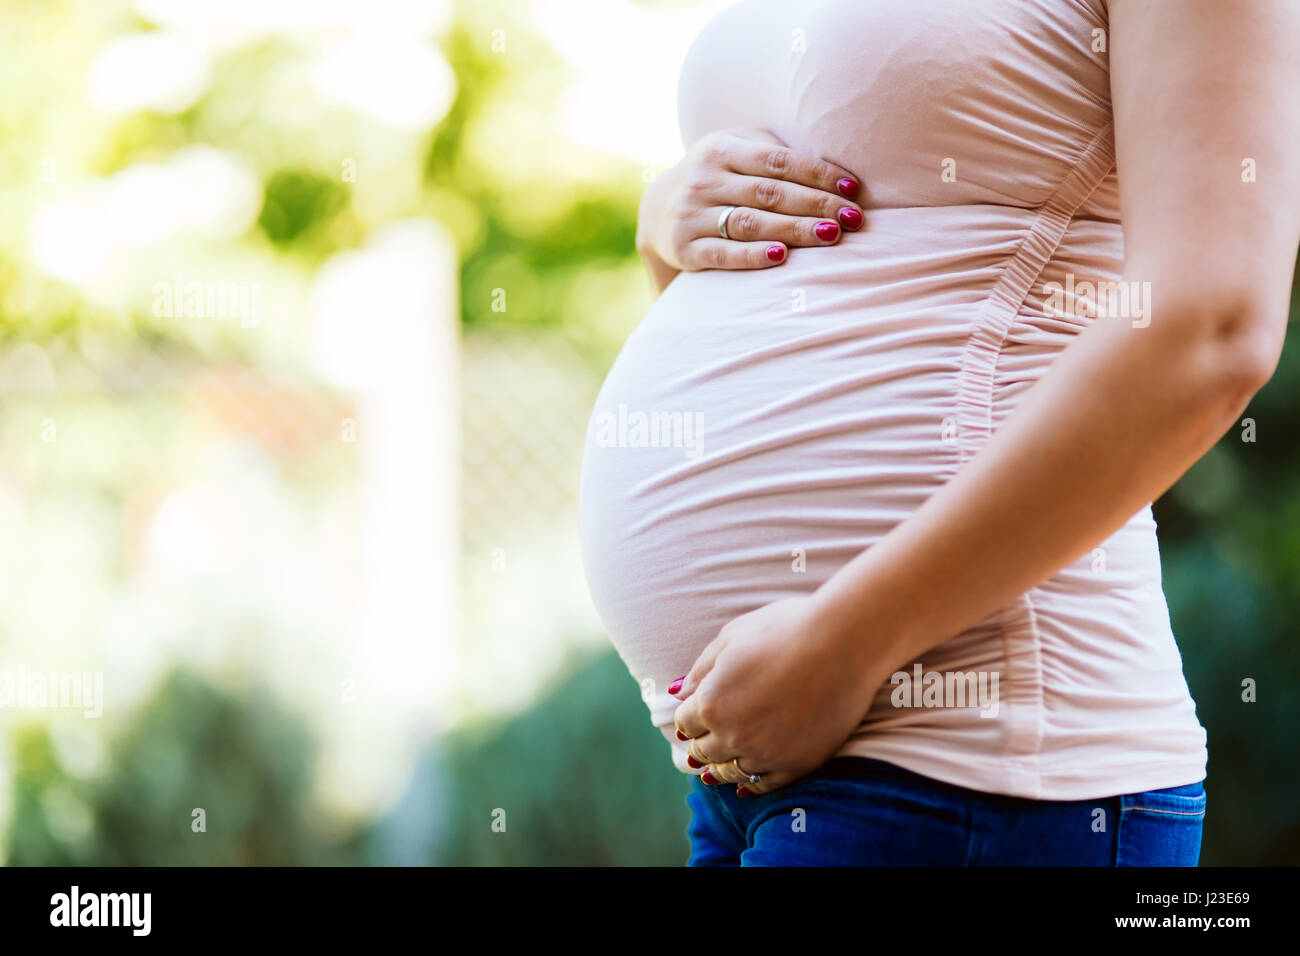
{"left": 733, "top": 757, "right": 761, "bottom": 784}
{"left": 717, "top": 204, "right": 739, "bottom": 240}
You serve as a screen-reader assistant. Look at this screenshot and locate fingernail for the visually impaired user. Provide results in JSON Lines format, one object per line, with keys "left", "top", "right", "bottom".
{"left": 836, "top": 177, "right": 860, "bottom": 198}
{"left": 701, "top": 770, "right": 718, "bottom": 785}
{"left": 667, "top": 677, "right": 685, "bottom": 695}
{"left": 736, "top": 786, "right": 752, "bottom": 799}
{"left": 815, "top": 220, "right": 840, "bottom": 242}
{"left": 837, "top": 207, "right": 863, "bottom": 230}
{"left": 686, "top": 754, "right": 703, "bottom": 769}
{"left": 675, "top": 728, "right": 690, "bottom": 741}
{"left": 766, "top": 244, "right": 786, "bottom": 263}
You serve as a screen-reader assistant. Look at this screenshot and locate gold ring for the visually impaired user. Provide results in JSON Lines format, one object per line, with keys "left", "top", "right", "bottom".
{"left": 733, "top": 757, "right": 762, "bottom": 784}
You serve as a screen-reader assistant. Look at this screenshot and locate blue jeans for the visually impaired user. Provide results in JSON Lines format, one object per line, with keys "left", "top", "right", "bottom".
{"left": 687, "top": 757, "right": 1205, "bottom": 866}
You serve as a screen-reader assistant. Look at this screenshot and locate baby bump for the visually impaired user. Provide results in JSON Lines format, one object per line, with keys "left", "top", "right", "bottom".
{"left": 578, "top": 241, "right": 985, "bottom": 704}
{"left": 578, "top": 208, "right": 1135, "bottom": 727}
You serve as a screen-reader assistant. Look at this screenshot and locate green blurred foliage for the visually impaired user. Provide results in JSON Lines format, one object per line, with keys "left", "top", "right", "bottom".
{"left": 7, "top": 670, "right": 345, "bottom": 865}
{"left": 1157, "top": 322, "right": 1300, "bottom": 865}
{"left": 431, "top": 650, "right": 690, "bottom": 866}
{"left": 257, "top": 169, "right": 351, "bottom": 247}
{"left": 421, "top": 16, "right": 641, "bottom": 336}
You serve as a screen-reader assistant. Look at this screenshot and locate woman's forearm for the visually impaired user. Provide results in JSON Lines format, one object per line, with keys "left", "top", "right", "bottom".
{"left": 810, "top": 294, "right": 1278, "bottom": 674}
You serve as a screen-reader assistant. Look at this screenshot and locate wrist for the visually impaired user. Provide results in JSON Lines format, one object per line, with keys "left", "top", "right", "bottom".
{"left": 634, "top": 175, "right": 665, "bottom": 256}
{"left": 807, "top": 559, "right": 917, "bottom": 684}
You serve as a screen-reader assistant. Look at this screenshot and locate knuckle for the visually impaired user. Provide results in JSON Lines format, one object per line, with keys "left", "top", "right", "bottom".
{"left": 751, "top": 177, "right": 783, "bottom": 209}
{"left": 670, "top": 194, "right": 695, "bottom": 221}
{"left": 693, "top": 689, "right": 717, "bottom": 722}
{"left": 703, "top": 243, "right": 728, "bottom": 269}
{"left": 761, "top": 147, "right": 790, "bottom": 176}
{"left": 684, "top": 171, "right": 713, "bottom": 199}
{"left": 730, "top": 208, "right": 760, "bottom": 237}
{"left": 698, "top": 133, "right": 729, "bottom": 167}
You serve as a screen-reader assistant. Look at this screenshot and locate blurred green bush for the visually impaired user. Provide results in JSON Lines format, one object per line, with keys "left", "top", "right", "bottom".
{"left": 430, "top": 650, "right": 691, "bottom": 866}
{"left": 6, "top": 670, "right": 342, "bottom": 866}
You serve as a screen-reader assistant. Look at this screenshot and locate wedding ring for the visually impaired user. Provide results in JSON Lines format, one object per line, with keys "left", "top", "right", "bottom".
{"left": 717, "top": 204, "right": 739, "bottom": 240}
{"left": 733, "top": 757, "right": 761, "bottom": 784}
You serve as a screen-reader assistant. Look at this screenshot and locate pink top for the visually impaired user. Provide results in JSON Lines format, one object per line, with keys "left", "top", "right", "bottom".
{"left": 579, "top": 0, "right": 1207, "bottom": 799}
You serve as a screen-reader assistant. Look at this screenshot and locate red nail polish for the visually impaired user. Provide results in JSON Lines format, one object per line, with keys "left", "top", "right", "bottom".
{"left": 815, "top": 221, "right": 839, "bottom": 242}
{"left": 836, "top": 177, "right": 859, "bottom": 198}
{"left": 686, "top": 754, "right": 703, "bottom": 769}
{"left": 766, "top": 244, "right": 785, "bottom": 263}
{"left": 837, "top": 207, "right": 863, "bottom": 230}
{"left": 701, "top": 770, "right": 718, "bottom": 785}
{"left": 676, "top": 729, "right": 691, "bottom": 741}
{"left": 736, "top": 786, "right": 752, "bottom": 799}
{"left": 667, "top": 677, "right": 684, "bottom": 695}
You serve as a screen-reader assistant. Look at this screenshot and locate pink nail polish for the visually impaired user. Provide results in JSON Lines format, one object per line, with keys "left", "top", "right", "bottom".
{"left": 766, "top": 244, "right": 786, "bottom": 263}
{"left": 815, "top": 220, "right": 840, "bottom": 242}
{"left": 837, "top": 207, "right": 863, "bottom": 230}
{"left": 836, "top": 177, "right": 860, "bottom": 198}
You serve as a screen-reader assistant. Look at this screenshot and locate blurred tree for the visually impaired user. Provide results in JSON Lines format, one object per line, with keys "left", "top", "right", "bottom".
{"left": 428, "top": 649, "right": 691, "bottom": 866}
{"left": 5, "top": 670, "right": 356, "bottom": 865}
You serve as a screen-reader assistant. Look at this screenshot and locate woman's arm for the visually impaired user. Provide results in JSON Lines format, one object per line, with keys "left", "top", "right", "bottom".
{"left": 812, "top": 0, "right": 1300, "bottom": 668}
{"left": 672, "top": 0, "right": 1300, "bottom": 793}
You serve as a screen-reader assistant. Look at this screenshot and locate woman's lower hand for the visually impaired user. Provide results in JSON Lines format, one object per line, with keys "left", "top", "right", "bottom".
{"left": 669, "top": 595, "right": 888, "bottom": 796}
{"left": 637, "top": 127, "right": 865, "bottom": 279}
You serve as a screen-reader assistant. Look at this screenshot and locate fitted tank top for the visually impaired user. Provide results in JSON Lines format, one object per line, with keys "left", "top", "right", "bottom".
{"left": 578, "top": 0, "right": 1207, "bottom": 799}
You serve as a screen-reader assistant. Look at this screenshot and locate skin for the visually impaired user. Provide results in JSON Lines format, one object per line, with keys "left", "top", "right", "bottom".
{"left": 634, "top": 127, "right": 866, "bottom": 294}
{"left": 668, "top": 0, "right": 1300, "bottom": 795}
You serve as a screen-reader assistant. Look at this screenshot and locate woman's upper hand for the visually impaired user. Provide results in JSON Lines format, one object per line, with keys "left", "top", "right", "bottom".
{"left": 668, "top": 595, "right": 890, "bottom": 796}
{"left": 636, "top": 128, "right": 865, "bottom": 286}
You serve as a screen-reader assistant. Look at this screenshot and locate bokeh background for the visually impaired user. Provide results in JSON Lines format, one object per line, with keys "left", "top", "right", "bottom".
{"left": 0, "top": 0, "right": 1295, "bottom": 866}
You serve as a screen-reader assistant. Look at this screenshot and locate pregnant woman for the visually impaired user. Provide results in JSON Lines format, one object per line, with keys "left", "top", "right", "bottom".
{"left": 579, "top": 0, "right": 1300, "bottom": 865}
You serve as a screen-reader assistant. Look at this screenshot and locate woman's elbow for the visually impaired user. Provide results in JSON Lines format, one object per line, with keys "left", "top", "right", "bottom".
{"left": 1159, "top": 285, "right": 1287, "bottom": 399}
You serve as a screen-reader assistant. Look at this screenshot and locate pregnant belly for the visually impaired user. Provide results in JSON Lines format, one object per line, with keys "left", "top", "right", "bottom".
{"left": 578, "top": 205, "right": 1126, "bottom": 740}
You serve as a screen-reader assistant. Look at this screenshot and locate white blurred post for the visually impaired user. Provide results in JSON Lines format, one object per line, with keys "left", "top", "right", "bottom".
{"left": 310, "top": 220, "right": 458, "bottom": 816}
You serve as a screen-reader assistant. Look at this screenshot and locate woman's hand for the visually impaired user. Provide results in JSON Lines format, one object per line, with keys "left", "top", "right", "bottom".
{"left": 669, "top": 595, "right": 893, "bottom": 796}
{"left": 636, "top": 128, "right": 865, "bottom": 291}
